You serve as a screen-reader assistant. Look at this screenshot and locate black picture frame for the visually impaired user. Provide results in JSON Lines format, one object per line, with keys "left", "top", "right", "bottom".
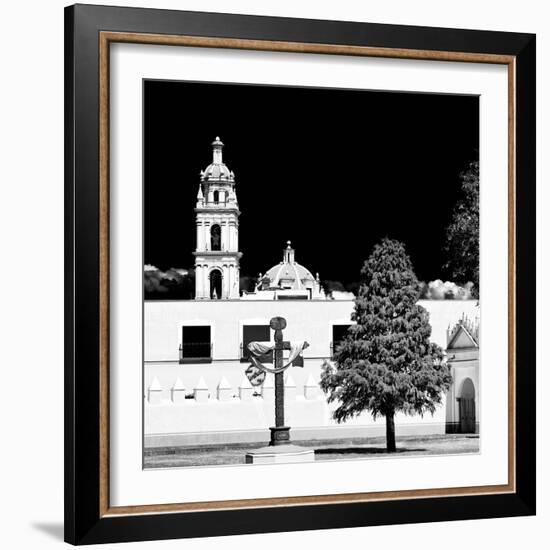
{"left": 65, "top": 3, "right": 536, "bottom": 545}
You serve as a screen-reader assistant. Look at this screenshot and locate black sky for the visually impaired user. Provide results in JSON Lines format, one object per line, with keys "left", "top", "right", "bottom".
{"left": 144, "top": 80, "right": 478, "bottom": 286}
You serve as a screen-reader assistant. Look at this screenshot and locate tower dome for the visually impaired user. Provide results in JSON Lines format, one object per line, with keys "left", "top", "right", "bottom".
{"left": 200, "top": 137, "right": 235, "bottom": 183}
{"left": 196, "top": 137, "right": 238, "bottom": 210}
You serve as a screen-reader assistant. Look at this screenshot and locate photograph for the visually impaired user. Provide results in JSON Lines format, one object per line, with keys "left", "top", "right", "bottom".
{"left": 143, "top": 80, "right": 481, "bottom": 468}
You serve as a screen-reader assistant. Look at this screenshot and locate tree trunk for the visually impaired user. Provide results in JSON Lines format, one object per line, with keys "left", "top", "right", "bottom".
{"left": 386, "top": 410, "right": 396, "bottom": 452}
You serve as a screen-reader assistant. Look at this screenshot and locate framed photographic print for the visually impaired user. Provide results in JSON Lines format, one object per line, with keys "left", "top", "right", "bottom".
{"left": 64, "top": 4, "right": 536, "bottom": 545}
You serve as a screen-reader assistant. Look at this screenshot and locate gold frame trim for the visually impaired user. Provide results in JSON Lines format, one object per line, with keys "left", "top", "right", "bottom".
{"left": 98, "top": 32, "right": 516, "bottom": 517}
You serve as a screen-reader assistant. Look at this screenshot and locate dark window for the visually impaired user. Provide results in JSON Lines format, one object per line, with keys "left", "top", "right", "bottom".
{"left": 180, "top": 325, "right": 212, "bottom": 363}
{"left": 213, "top": 190, "right": 219, "bottom": 203}
{"left": 241, "top": 325, "right": 273, "bottom": 363}
{"left": 210, "top": 224, "right": 221, "bottom": 251}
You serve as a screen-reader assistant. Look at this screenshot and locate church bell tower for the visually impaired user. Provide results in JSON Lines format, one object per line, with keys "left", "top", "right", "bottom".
{"left": 193, "top": 137, "right": 242, "bottom": 299}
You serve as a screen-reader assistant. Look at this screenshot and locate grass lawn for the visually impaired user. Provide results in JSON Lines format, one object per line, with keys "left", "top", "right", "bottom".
{"left": 144, "top": 433, "right": 479, "bottom": 469}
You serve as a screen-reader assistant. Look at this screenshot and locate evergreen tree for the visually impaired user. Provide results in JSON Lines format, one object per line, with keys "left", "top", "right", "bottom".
{"left": 320, "top": 238, "right": 452, "bottom": 452}
{"left": 444, "top": 161, "right": 479, "bottom": 294}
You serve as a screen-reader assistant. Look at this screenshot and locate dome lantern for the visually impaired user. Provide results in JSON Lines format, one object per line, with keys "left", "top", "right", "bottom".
{"left": 284, "top": 240, "right": 295, "bottom": 264}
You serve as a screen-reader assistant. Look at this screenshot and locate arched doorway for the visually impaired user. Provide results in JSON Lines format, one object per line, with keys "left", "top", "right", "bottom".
{"left": 458, "top": 378, "right": 476, "bottom": 433}
{"left": 209, "top": 269, "right": 222, "bottom": 299}
{"left": 210, "top": 224, "right": 221, "bottom": 251}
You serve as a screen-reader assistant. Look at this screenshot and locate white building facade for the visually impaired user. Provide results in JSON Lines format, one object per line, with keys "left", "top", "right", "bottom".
{"left": 444, "top": 316, "right": 480, "bottom": 434}
{"left": 144, "top": 138, "right": 480, "bottom": 447}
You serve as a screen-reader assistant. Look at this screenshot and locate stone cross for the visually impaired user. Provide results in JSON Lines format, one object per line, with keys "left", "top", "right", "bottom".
{"left": 269, "top": 316, "right": 292, "bottom": 446}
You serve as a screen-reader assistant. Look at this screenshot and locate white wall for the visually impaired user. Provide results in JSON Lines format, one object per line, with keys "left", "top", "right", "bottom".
{"left": 143, "top": 299, "right": 476, "bottom": 440}
{"left": 146, "top": 299, "right": 355, "bottom": 360}
{"left": 145, "top": 299, "right": 479, "bottom": 361}
{"left": 0, "top": 1, "right": 547, "bottom": 550}
{"left": 144, "top": 358, "right": 448, "bottom": 441}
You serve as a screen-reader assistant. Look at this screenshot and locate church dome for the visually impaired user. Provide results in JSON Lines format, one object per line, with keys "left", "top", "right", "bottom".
{"left": 262, "top": 242, "right": 317, "bottom": 290}
{"left": 200, "top": 137, "right": 235, "bottom": 183}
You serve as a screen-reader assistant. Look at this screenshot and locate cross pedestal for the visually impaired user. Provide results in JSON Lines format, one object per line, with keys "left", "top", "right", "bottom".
{"left": 245, "top": 316, "right": 314, "bottom": 464}
{"left": 269, "top": 425, "right": 291, "bottom": 445}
